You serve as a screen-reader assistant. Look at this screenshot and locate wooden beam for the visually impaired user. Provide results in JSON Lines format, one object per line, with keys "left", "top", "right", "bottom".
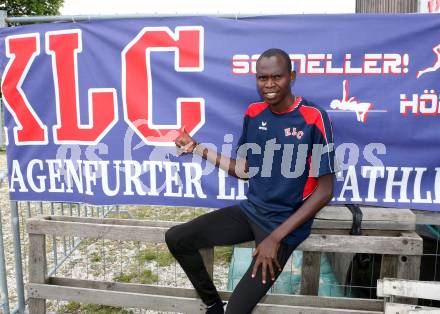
{"left": 378, "top": 279, "right": 440, "bottom": 301}
{"left": 297, "top": 233, "right": 422, "bottom": 255}
{"left": 385, "top": 303, "right": 440, "bottom": 314}
{"left": 253, "top": 303, "right": 382, "bottom": 314}
{"left": 28, "top": 281, "right": 383, "bottom": 314}
{"left": 28, "top": 218, "right": 422, "bottom": 255}
{"left": 314, "top": 206, "right": 415, "bottom": 231}
{"left": 28, "top": 283, "right": 205, "bottom": 313}
{"left": 41, "top": 215, "right": 179, "bottom": 228}
{"left": 35, "top": 206, "right": 417, "bottom": 231}
{"left": 407, "top": 309, "right": 440, "bottom": 314}
{"left": 27, "top": 219, "right": 169, "bottom": 242}
{"left": 412, "top": 210, "right": 440, "bottom": 226}
{"left": 48, "top": 277, "right": 383, "bottom": 311}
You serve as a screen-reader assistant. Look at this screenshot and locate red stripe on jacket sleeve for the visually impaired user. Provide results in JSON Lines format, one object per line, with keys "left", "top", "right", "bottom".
{"left": 298, "top": 105, "right": 328, "bottom": 142}
{"left": 245, "top": 102, "right": 269, "bottom": 118}
{"left": 303, "top": 155, "right": 318, "bottom": 199}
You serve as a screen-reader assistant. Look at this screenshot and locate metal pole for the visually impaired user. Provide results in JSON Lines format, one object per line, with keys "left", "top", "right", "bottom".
{"left": 4, "top": 12, "right": 275, "bottom": 24}
{"left": 0, "top": 10, "right": 11, "bottom": 314}
{"left": 10, "top": 201, "right": 25, "bottom": 313}
{"left": 69, "top": 203, "right": 74, "bottom": 249}
{"left": 60, "top": 203, "right": 67, "bottom": 255}
{"left": 50, "top": 203, "right": 57, "bottom": 275}
{"left": 0, "top": 10, "right": 6, "bottom": 27}
{"left": 0, "top": 207, "right": 10, "bottom": 314}
{"left": 47, "top": 239, "right": 82, "bottom": 277}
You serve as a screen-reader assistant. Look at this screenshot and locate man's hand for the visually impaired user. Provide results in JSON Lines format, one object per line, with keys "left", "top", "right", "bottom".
{"left": 251, "top": 234, "right": 282, "bottom": 284}
{"left": 174, "top": 127, "right": 248, "bottom": 179}
{"left": 175, "top": 127, "right": 197, "bottom": 154}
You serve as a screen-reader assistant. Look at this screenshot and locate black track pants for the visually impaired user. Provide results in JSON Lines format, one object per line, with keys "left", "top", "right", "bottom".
{"left": 165, "top": 205, "right": 299, "bottom": 314}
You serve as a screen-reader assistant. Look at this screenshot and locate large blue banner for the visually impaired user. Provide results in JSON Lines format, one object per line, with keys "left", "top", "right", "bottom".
{"left": 0, "top": 15, "right": 439, "bottom": 211}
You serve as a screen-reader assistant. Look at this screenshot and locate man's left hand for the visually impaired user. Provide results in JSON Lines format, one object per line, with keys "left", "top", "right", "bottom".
{"left": 251, "top": 234, "right": 282, "bottom": 284}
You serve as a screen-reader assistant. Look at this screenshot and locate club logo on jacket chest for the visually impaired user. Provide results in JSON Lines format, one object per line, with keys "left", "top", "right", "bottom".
{"left": 284, "top": 127, "right": 304, "bottom": 139}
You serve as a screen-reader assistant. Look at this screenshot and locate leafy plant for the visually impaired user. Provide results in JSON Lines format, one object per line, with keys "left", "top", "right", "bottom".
{"left": 0, "top": 0, "right": 64, "bottom": 17}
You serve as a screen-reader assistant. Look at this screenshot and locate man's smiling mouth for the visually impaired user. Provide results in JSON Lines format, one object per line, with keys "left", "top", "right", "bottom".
{"left": 265, "top": 92, "right": 278, "bottom": 99}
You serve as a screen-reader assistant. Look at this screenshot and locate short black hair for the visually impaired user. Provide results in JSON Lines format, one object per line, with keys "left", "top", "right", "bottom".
{"left": 257, "top": 48, "right": 292, "bottom": 73}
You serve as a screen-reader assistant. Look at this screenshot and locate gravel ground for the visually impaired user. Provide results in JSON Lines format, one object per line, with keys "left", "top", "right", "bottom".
{"left": 0, "top": 151, "right": 231, "bottom": 313}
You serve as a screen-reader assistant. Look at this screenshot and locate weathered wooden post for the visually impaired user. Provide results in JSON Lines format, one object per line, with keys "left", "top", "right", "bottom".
{"left": 380, "top": 232, "right": 421, "bottom": 304}
{"left": 28, "top": 233, "right": 47, "bottom": 314}
{"left": 300, "top": 251, "right": 321, "bottom": 295}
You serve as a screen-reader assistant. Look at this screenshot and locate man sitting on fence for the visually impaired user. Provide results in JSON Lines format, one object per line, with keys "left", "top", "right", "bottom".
{"left": 165, "top": 48, "right": 336, "bottom": 314}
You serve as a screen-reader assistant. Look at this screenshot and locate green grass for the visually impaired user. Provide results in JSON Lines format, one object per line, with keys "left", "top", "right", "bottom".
{"left": 104, "top": 213, "right": 132, "bottom": 219}
{"left": 113, "top": 272, "right": 135, "bottom": 283}
{"left": 90, "top": 251, "right": 101, "bottom": 263}
{"left": 136, "top": 249, "right": 156, "bottom": 262}
{"left": 136, "top": 245, "right": 174, "bottom": 267}
{"left": 127, "top": 205, "right": 209, "bottom": 222}
{"left": 157, "top": 250, "right": 174, "bottom": 266}
{"left": 113, "top": 269, "right": 158, "bottom": 284}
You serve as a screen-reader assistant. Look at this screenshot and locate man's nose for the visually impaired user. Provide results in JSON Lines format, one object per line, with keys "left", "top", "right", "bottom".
{"left": 265, "top": 77, "right": 275, "bottom": 87}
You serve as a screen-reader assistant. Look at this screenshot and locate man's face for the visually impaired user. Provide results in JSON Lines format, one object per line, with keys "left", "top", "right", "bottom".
{"left": 256, "top": 55, "right": 293, "bottom": 107}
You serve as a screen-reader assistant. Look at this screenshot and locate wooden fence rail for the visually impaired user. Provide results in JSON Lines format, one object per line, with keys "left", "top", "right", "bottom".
{"left": 26, "top": 206, "right": 422, "bottom": 313}
{"left": 378, "top": 278, "right": 440, "bottom": 314}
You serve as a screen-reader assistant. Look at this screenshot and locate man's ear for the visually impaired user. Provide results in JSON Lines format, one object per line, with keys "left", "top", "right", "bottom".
{"left": 290, "top": 70, "right": 296, "bottom": 81}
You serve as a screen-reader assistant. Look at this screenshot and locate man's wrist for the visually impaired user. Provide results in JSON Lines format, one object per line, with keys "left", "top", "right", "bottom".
{"left": 193, "top": 142, "right": 203, "bottom": 155}
{"left": 270, "top": 230, "right": 284, "bottom": 243}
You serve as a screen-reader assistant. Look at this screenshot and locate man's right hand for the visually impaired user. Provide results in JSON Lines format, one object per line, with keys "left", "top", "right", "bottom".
{"left": 175, "top": 127, "right": 197, "bottom": 154}
{"left": 174, "top": 127, "right": 248, "bottom": 180}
